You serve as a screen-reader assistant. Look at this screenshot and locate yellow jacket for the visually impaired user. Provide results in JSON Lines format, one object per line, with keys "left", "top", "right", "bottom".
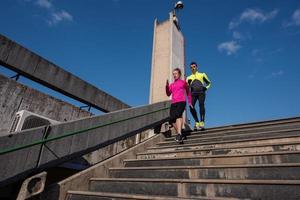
{"left": 186, "top": 72, "right": 211, "bottom": 94}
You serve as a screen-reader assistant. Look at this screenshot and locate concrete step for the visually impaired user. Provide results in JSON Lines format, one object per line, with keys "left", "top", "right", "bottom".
{"left": 158, "top": 128, "right": 300, "bottom": 147}
{"left": 191, "top": 117, "right": 300, "bottom": 134}
{"left": 124, "top": 151, "right": 300, "bottom": 167}
{"left": 166, "top": 121, "right": 300, "bottom": 142}
{"left": 109, "top": 163, "right": 300, "bottom": 180}
{"left": 89, "top": 178, "right": 300, "bottom": 200}
{"left": 138, "top": 140, "right": 300, "bottom": 159}
{"left": 147, "top": 133, "right": 300, "bottom": 153}
{"left": 66, "top": 190, "right": 237, "bottom": 200}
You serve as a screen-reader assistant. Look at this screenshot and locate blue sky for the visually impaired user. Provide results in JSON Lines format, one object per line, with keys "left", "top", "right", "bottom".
{"left": 0, "top": 0, "right": 300, "bottom": 127}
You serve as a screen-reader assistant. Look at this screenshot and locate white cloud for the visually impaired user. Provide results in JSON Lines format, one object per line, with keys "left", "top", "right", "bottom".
{"left": 285, "top": 8, "right": 300, "bottom": 27}
{"left": 269, "top": 48, "right": 283, "bottom": 55}
{"left": 241, "top": 9, "right": 278, "bottom": 23}
{"left": 265, "top": 70, "right": 284, "bottom": 79}
{"left": 252, "top": 48, "right": 283, "bottom": 57}
{"left": 48, "top": 10, "right": 73, "bottom": 26}
{"left": 218, "top": 41, "right": 241, "bottom": 55}
{"left": 24, "top": 0, "right": 74, "bottom": 26}
{"left": 292, "top": 9, "right": 300, "bottom": 25}
{"left": 251, "top": 48, "right": 283, "bottom": 64}
{"left": 271, "top": 70, "right": 284, "bottom": 77}
{"left": 232, "top": 31, "right": 243, "bottom": 40}
{"left": 229, "top": 21, "right": 239, "bottom": 30}
{"left": 36, "top": 0, "right": 52, "bottom": 9}
{"left": 229, "top": 8, "right": 279, "bottom": 29}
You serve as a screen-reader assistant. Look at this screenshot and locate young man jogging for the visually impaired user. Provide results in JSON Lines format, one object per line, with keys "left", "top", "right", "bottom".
{"left": 186, "top": 62, "right": 211, "bottom": 130}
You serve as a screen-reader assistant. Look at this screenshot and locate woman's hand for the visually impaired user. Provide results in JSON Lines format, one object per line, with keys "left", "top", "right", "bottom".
{"left": 165, "top": 79, "right": 171, "bottom": 96}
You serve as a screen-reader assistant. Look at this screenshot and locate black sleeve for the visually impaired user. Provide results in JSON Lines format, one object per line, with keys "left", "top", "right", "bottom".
{"left": 203, "top": 76, "right": 210, "bottom": 85}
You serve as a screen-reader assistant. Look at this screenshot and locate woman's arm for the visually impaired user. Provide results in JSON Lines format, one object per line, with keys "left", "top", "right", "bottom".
{"left": 184, "top": 81, "right": 192, "bottom": 106}
{"left": 165, "top": 80, "right": 172, "bottom": 96}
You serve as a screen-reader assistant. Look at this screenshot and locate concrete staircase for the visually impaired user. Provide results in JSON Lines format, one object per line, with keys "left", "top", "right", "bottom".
{"left": 65, "top": 117, "right": 300, "bottom": 200}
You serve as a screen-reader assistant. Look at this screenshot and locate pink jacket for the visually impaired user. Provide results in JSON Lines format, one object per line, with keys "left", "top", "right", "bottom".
{"left": 166, "top": 79, "right": 192, "bottom": 105}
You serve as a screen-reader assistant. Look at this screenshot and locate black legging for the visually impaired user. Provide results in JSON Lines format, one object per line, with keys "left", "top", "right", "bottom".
{"left": 189, "top": 93, "right": 206, "bottom": 122}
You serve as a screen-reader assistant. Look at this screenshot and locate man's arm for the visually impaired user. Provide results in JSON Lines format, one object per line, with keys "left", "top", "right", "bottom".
{"left": 203, "top": 73, "right": 211, "bottom": 89}
{"left": 186, "top": 77, "right": 193, "bottom": 86}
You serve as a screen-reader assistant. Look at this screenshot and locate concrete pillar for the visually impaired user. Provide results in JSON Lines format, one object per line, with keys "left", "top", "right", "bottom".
{"left": 149, "top": 12, "right": 185, "bottom": 104}
{"left": 149, "top": 12, "right": 189, "bottom": 131}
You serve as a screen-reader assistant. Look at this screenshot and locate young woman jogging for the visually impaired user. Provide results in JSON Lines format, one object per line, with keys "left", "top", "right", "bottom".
{"left": 166, "top": 68, "right": 191, "bottom": 143}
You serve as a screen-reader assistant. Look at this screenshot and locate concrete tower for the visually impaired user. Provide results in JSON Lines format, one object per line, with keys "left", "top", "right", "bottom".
{"left": 149, "top": 12, "right": 185, "bottom": 104}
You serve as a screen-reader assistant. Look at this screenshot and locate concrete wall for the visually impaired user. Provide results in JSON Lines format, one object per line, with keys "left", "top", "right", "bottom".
{"left": 0, "top": 73, "right": 91, "bottom": 136}
{"left": 83, "top": 129, "right": 153, "bottom": 165}
{"left": 149, "top": 19, "right": 171, "bottom": 104}
{"left": 0, "top": 100, "right": 170, "bottom": 186}
{"left": 149, "top": 13, "right": 185, "bottom": 104}
{"left": 171, "top": 22, "right": 185, "bottom": 76}
{"left": 0, "top": 34, "right": 130, "bottom": 112}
